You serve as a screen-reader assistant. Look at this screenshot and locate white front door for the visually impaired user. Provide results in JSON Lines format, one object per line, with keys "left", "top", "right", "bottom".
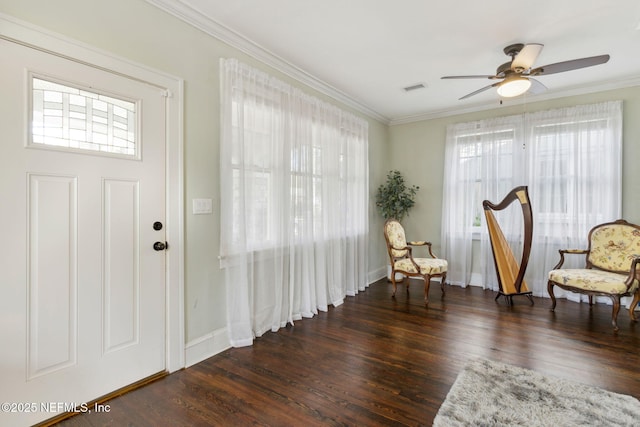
{"left": 0, "top": 38, "right": 167, "bottom": 426}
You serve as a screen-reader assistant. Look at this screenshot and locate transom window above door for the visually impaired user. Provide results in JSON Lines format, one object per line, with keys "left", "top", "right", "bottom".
{"left": 30, "top": 76, "right": 138, "bottom": 158}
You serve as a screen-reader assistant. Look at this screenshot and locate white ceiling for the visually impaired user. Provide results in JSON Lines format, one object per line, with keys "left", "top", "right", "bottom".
{"left": 148, "top": 0, "right": 640, "bottom": 124}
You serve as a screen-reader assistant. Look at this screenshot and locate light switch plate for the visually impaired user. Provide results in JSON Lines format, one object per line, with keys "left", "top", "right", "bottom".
{"left": 192, "top": 198, "right": 213, "bottom": 215}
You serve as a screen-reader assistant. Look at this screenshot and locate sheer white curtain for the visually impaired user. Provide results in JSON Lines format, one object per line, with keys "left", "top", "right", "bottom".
{"left": 526, "top": 102, "right": 622, "bottom": 302}
{"left": 219, "top": 58, "right": 369, "bottom": 347}
{"left": 441, "top": 114, "right": 525, "bottom": 288}
{"left": 442, "top": 101, "right": 622, "bottom": 300}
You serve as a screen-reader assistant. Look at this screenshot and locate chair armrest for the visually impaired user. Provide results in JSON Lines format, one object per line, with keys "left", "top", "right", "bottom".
{"left": 408, "top": 240, "right": 439, "bottom": 259}
{"left": 624, "top": 255, "right": 640, "bottom": 289}
{"left": 408, "top": 240, "right": 431, "bottom": 246}
{"left": 391, "top": 244, "right": 412, "bottom": 252}
{"left": 390, "top": 245, "right": 422, "bottom": 271}
{"left": 390, "top": 245, "right": 414, "bottom": 263}
{"left": 552, "top": 249, "right": 588, "bottom": 269}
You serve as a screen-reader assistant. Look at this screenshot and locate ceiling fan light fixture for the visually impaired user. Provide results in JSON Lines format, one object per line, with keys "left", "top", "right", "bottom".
{"left": 497, "top": 76, "right": 531, "bottom": 97}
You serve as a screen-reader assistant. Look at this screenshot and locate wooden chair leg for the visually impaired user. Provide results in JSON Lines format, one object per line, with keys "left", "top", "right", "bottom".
{"left": 424, "top": 274, "right": 431, "bottom": 306}
{"left": 610, "top": 295, "right": 621, "bottom": 332}
{"left": 548, "top": 281, "right": 557, "bottom": 311}
{"left": 630, "top": 290, "right": 640, "bottom": 322}
{"left": 440, "top": 273, "right": 447, "bottom": 295}
{"left": 391, "top": 270, "right": 397, "bottom": 298}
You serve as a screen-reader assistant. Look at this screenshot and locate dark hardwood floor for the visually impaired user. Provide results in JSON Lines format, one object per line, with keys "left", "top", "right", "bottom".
{"left": 54, "top": 278, "right": 640, "bottom": 426}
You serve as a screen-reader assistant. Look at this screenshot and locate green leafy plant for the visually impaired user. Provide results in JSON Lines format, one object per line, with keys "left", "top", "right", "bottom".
{"left": 375, "top": 170, "right": 419, "bottom": 222}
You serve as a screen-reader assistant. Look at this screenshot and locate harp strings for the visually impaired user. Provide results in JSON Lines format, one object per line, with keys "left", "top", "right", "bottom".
{"left": 483, "top": 186, "right": 532, "bottom": 296}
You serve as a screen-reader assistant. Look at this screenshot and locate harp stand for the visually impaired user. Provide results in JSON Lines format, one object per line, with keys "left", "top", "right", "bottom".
{"left": 483, "top": 186, "right": 534, "bottom": 306}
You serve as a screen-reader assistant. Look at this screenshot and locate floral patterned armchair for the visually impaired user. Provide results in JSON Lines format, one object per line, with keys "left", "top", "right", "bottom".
{"left": 383, "top": 218, "right": 447, "bottom": 305}
{"left": 548, "top": 219, "right": 640, "bottom": 331}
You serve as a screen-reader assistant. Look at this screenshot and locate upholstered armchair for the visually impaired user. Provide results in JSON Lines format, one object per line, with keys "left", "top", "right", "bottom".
{"left": 383, "top": 218, "right": 447, "bottom": 305}
{"left": 547, "top": 219, "right": 640, "bottom": 331}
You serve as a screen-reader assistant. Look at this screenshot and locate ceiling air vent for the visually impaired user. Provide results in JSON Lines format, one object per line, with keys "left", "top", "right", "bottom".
{"left": 403, "top": 83, "right": 426, "bottom": 92}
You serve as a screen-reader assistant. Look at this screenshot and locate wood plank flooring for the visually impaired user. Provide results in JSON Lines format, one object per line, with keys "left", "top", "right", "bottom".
{"left": 54, "top": 278, "right": 640, "bottom": 426}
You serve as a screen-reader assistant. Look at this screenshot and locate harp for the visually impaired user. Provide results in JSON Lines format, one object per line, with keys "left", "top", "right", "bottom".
{"left": 482, "top": 186, "right": 534, "bottom": 305}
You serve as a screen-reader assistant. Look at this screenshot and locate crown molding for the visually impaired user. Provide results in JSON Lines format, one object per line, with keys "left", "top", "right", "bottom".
{"left": 389, "top": 75, "right": 640, "bottom": 125}
{"left": 145, "top": 0, "right": 390, "bottom": 124}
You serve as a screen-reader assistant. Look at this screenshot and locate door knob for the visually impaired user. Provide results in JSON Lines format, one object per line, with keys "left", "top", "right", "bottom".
{"left": 153, "top": 241, "right": 168, "bottom": 251}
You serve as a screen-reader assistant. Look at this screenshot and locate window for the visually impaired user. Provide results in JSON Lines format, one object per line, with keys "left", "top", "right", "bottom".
{"left": 30, "top": 76, "right": 138, "bottom": 157}
{"left": 228, "top": 97, "right": 279, "bottom": 250}
{"left": 529, "top": 117, "right": 617, "bottom": 231}
{"left": 223, "top": 85, "right": 368, "bottom": 256}
{"left": 456, "top": 128, "right": 517, "bottom": 230}
{"left": 442, "top": 101, "right": 622, "bottom": 295}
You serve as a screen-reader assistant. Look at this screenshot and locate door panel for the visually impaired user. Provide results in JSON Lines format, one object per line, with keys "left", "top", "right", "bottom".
{"left": 27, "top": 174, "right": 78, "bottom": 379}
{"left": 0, "top": 38, "right": 166, "bottom": 426}
{"left": 103, "top": 178, "right": 139, "bottom": 353}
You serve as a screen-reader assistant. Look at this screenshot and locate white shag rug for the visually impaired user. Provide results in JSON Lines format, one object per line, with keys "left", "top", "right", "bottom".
{"left": 433, "top": 358, "right": 640, "bottom": 427}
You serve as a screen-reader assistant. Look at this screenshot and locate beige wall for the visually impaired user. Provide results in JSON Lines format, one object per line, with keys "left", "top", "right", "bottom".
{"left": 389, "top": 87, "right": 640, "bottom": 252}
{"left": 0, "top": 0, "right": 390, "bottom": 345}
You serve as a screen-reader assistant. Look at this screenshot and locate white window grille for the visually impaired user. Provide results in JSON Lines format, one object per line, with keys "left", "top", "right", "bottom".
{"left": 30, "top": 76, "right": 138, "bottom": 157}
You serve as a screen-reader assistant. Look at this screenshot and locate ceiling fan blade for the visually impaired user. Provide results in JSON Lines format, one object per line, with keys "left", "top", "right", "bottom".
{"left": 529, "top": 54, "right": 610, "bottom": 76}
{"left": 512, "top": 43, "right": 544, "bottom": 71}
{"left": 527, "top": 78, "right": 547, "bottom": 95}
{"left": 441, "top": 75, "right": 497, "bottom": 80}
{"left": 459, "top": 82, "right": 500, "bottom": 100}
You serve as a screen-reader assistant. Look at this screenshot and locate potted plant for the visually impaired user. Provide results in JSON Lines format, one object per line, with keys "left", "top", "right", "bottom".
{"left": 375, "top": 170, "right": 419, "bottom": 222}
{"left": 376, "top": 170, "right": 420, "bottom": 280}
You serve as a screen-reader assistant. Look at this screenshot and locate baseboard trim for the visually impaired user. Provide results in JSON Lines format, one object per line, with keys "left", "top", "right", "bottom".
{"left": 185, "top": 327, "right": 231, "bottom": 368}
{"left": 368, "top": 266, "right": 387, "bottom": 284}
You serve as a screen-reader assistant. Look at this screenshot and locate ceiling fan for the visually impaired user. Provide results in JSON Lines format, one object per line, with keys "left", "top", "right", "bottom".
{"left": 441, "top": 43, "right": 610, "bottom": 100}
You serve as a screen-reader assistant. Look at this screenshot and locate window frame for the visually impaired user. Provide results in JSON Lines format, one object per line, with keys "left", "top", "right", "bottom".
{"left": 28, "top": 73, "right": 141, "bottom": 160}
